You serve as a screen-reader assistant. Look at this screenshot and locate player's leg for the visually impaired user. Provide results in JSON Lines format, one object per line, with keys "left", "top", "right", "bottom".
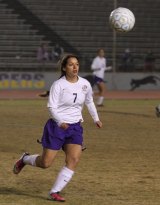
{"left": 96, "top": 81, "right": 106, "bottom": 106}
{"left": 35, "top": 148, "right": 58, "bottom": 168}
{"left": 13, "top": 148, "right": 58, "bottom": 174}
{"left": 49, "top": 144, "right": 82, "bottom": 201}
{"left": 38, "top": 90, "right": 49, "bottom": 97}
{"left": 49, "top": 123, "right": 83, "bottom": 201}
{"left": 64, "top": 144, "right": 82, "bottom": 170}
{"left": 13, "top": 119, "right": 62, "bottom": 174}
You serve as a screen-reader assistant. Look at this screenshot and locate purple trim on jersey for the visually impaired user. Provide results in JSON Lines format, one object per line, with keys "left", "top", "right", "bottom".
{"left": 41, "top": 119, "right": 83, "bottom": 150}
{"left": 93, "top": 75, "right": 104, "bottom": 84}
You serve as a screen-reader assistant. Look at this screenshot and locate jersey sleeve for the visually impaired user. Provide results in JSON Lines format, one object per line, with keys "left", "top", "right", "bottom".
{"left": 47, "top": 82, "right": 63, "bottom": 126}
{"left": 91, "top": 58, "right": 99, "bottom": 70}
{"left": 104, "top": 58, "right": 108, "bottom": 70}
{"left": 85, "top": 83, "right": 100, "bottom": 122}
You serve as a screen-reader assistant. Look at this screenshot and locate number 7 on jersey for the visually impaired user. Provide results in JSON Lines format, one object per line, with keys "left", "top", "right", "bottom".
{"left": 73, "top": 93, "right": 77, "bottom": 103}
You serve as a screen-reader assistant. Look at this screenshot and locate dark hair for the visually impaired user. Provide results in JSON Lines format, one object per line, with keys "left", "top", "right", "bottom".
{"left": 97, "top": 48, "right": 104, "bottom": 54}
{"left": 59, "top": 53, "right": 79, "bottom": 78}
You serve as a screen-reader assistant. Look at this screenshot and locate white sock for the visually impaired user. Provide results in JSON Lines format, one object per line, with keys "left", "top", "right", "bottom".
{"left": 50, "top": 166, "right": 74, "bottom": 193}
{"left": 97, "top": 96, "right": 104, "bottom": 105}
{"left": 23, "top": 154, "right": 39, "bottom": 166}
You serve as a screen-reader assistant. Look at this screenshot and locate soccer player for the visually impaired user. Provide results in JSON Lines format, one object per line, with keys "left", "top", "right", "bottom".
{"left": 91, "top": 48, "right": 110, "bottom": 106}
{"left": 13, "top": 53, "right": 102, "bottom": 202}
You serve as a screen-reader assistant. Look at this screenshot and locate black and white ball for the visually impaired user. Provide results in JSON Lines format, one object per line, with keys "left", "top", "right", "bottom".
{"left": 109, "top": 7, "right": 135, "bottom": 32}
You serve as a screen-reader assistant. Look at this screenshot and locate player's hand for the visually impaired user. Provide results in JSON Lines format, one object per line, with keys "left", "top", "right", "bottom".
{"left": 60, "top": 123, "right": 69, "bottom": 130}
{"left": 95, "top": 121, "right": 102, "bottom": 128}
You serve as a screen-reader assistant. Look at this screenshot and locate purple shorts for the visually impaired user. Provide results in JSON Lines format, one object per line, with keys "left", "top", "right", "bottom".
{"left": 93, "top": 75, "right": 104, "bottom": 84}
{"left": 41, "top": 119, "right": 83, "bottom": 150}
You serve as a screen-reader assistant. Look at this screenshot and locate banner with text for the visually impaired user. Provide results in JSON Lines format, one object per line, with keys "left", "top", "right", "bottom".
{"left": 0, "top": 72, "right": 45, "bottom": 90}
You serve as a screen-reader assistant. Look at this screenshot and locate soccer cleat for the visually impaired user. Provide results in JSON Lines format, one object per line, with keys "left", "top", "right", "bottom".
{"left": 13, "top": 152, "right": 29, "bottom": 174}
{"left": 38, "top": 91, "right": 49, "bottom": 97}
{"left": 82, "top": 143, "right": 87, "bottom": 151}
{"left": 49, "top": 192, "right": 65, "bottom": 202}
{"left": 96, "top": 104, "right": 104, "bottom": 107}
{"left": 155, "top": 106, "right": 160, "bottom": 117}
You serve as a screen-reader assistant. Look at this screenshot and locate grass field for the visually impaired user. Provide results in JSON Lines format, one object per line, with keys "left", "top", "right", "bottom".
{"left": 0, "top": 99, "right": 160, "bottom": 205}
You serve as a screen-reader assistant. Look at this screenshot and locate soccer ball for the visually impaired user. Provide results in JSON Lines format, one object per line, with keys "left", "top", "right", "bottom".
{"left": 109, "top": 7, "right": 135, "bottom": 32}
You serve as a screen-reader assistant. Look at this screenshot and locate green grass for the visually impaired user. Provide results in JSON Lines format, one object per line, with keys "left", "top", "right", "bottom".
{"left": 0, "top": 99, "right": 160, "bottom": 205}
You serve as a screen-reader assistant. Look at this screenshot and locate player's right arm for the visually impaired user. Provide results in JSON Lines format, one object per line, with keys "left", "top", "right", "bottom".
{"left": 91, "top": 58, "right": 101, "bottom": 71}
{"left": 47, "top": 81, "right": 64, "bottom": 126}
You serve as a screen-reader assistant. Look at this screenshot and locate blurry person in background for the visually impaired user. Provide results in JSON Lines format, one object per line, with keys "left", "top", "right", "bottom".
{"left": 121, "top": 48, "right": 134, "bottom": 72}
{"left": 91, "top": 48, "right": 111, "bottom": 106}
{"left": 37, "top": 42, "right": 50, "bottom": 62}
{"left": 144, "top": 50, "right": 155, "bottom": 72}
{"left": 51, "top": 43, "right": 64, "bottom": 62}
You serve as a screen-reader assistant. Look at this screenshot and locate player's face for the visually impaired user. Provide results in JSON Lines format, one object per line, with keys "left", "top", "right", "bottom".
{"left": 65, "top": 57, "right": 79, "bottom": 78}
{"left": 98, "top": 49, "right": 105, "bottom": 58}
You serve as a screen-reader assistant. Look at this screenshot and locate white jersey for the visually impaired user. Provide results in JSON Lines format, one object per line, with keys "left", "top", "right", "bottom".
{"left": 91, "top": 56, "right": 107, "bottom": 79}
{"left": 47, "top": 76, "right": 100, "bottom": 125}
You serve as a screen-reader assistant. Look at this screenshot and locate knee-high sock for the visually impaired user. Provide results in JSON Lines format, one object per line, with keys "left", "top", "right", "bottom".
{"left": 23, "top": 154, "right": 39, "bottom": 166}
{"left": 97, "top": 96, "right": 104, "bottom": 105}
{"left": 50, "top": 166, "right": 74, "bottom": 193}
